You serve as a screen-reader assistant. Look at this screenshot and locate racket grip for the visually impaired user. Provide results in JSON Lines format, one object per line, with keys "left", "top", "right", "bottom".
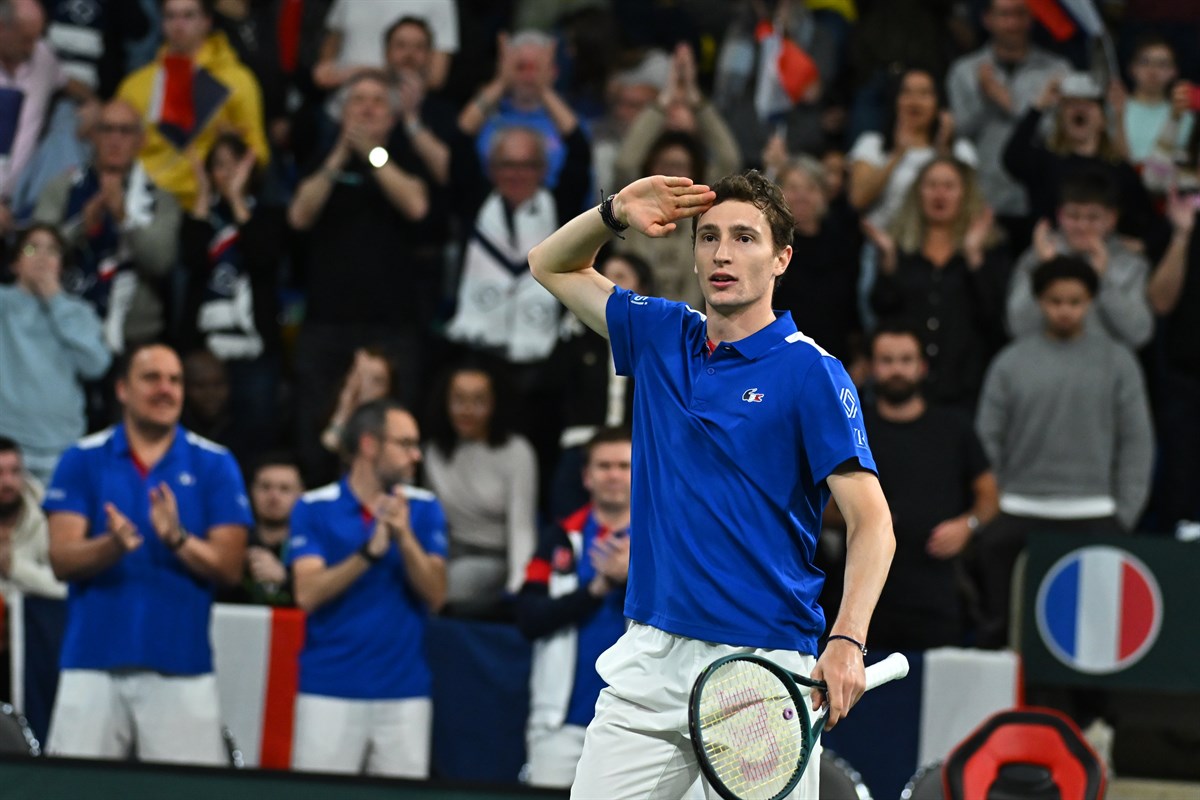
{"left": 864, "top": 653, "right": 909, "bottom": 691}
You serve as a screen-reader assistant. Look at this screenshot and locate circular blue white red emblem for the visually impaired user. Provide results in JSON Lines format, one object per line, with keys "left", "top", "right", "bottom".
{"left": 1035, "top": 546, "right": 1163, "bottom": 674}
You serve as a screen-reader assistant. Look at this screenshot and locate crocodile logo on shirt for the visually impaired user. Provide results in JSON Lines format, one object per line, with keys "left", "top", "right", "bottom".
{"left": 742, "top": 388, "right": 765, "bottom": 403}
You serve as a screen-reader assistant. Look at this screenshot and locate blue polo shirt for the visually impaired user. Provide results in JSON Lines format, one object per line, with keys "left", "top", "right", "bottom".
{"left": 287, "top": 479, "right": 449, "bottom": 700}
{"left": 607, "top": 287, "right": 876, "bottom": 653}
{"left": 43, "top": 425, "right": 252, "bottom": 674}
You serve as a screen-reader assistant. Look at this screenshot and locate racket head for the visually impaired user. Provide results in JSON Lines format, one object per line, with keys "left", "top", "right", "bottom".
{"left": 688, "top": 654, "right": 819, "bottom": 800}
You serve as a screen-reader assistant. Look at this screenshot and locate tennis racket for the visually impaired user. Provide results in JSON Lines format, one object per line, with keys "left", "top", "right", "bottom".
{"left": 688, "top": 651, "right": 909, "bottom": 800}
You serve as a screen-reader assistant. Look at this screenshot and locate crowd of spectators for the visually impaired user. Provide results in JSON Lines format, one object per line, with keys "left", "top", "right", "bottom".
{"left": 2, "top": 0, "right": 1200, "bottom": 781}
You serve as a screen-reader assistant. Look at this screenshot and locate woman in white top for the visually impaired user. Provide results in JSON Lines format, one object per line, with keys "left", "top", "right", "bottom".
{"left": 848, "top": 67, "right": 978, "bottom": 325}
{"left": 423, "top": 362, "right": 538, "bottom": 617}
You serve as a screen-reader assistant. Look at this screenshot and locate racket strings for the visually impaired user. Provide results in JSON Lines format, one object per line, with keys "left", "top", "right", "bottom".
{"left": 695, "top": 661, "right": 808, "bottom": 800}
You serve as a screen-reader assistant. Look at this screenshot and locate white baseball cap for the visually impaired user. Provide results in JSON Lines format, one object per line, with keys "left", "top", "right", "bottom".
{"left": 1059, "top": 72, "right": 1103, "bottom": 100}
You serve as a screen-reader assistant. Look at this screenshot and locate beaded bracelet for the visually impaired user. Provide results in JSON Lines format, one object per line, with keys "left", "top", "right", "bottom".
{"left": 827, "top": 634, "right": 868, "bottom": 656}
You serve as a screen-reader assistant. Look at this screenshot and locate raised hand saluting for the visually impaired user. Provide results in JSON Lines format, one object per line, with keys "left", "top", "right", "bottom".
{"left": 612, "top": 176, "right": 716, "bottom": 238}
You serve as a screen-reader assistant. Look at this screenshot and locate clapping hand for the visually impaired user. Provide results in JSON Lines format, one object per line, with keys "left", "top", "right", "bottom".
{"left": 105, "top": 502, "right": 143, "bottom": 553}
{"left": 376, "top": 486, "right": 412, "bottom": 540}
{"left": 149, "top": 483, "right": 184, "bottom": 548}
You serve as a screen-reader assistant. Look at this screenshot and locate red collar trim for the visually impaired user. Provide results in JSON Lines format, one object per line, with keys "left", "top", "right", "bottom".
{"left": 129, "top": 450, "right": 151, "bottom": 479}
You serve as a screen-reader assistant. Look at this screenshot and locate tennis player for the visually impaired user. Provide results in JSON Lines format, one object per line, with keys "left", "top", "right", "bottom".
{"left": 528, "top": 171, "right": 896, "bottom": 799}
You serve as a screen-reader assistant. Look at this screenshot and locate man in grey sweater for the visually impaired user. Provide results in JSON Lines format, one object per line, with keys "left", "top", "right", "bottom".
{"left": 974, "top": 255, "right": 1154, "bottom": 648}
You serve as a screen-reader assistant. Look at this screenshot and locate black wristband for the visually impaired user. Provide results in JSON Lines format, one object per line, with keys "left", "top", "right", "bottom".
{"left": 598, "top": 194, "right": 628, "bottom": 239}
{"left": 169, "top": 530, "right": 189, "bottom": 552}
{"left": 827, "top": 634, "right": 867, "bottom": 656}
{"left": 358, "top": 542, "right": 383, "bottom": 564}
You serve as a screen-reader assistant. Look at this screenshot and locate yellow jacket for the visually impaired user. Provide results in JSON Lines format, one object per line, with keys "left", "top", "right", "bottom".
{"left": 117, "top": 31, "right": 268, "bottom": 210}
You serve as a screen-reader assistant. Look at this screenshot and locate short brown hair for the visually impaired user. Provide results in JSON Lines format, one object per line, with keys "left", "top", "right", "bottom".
{"left": 693, "top": 170, "right": 795, "bottom": 252}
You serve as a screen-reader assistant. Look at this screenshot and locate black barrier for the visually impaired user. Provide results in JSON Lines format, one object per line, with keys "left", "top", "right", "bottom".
{"left": 0, "top": 754, "right": 567, "bottom": 800}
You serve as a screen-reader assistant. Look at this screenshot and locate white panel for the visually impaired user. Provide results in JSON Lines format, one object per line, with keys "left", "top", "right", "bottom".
{"left": 1075, "top": 548, "right": 1122, "bottom": 673}
{"left": 917, "top": 647, "right": 1022, "bottom": 766}
{"left": 211, "top": 603, "right": 272, "bottom": 767}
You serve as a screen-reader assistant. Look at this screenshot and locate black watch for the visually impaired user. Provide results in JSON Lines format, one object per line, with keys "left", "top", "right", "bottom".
{"left": 359, "top": 542, "right": 383, "bottom": 563}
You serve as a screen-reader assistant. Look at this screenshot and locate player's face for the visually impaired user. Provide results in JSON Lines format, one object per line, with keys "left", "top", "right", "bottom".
{"left": 162, "top": 0, "right": 210, "bottom": 54}
{"left": 919, "top": 162, "right": 965, "bottom": 226}
{"left": 118, "top": 346, "right": 185, "bottom": 433}
{"left": 447, "top": 371, "right": 494, "bottom": 442}
{"left": 374, "top": 409, "right": 422, "bottom": 488}
{"left": 0, "top": 451, "right": 23, "bottom": 510}
{"left": 583, "top": 441, "right": 632, "bottom": 514}
{"left": 251, "top": 465, "right": 303, "bottom": 527}
{"left": 694, "top": 200, "right": 790, "bottom": 314}
{"left": 871, "top": 333, "right": 927, "bottom": 404}
{"left": 1038, "top": 279, "right": 1092, "bottom": 338}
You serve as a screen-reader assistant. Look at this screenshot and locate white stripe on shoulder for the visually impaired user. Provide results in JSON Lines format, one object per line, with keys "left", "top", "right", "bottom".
{"left": 785, "top": 330, "right": 832, "bottom": 358}
{"left": 302, "top": 482, "right": 342, "bottom": 503}
{"left": 184, "top": 431, "right": 231, "bottom": 455}
{"left": 402, "top": 485, "right": 437, "bottom": 502}
{"left": 77, "top": 427, "right": 116, "bottom": 450}
{"left": 683, "top": 304, "right": 707, "bottom": 320}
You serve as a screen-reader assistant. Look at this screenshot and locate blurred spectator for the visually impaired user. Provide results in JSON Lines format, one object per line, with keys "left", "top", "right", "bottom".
{"left": 384, "top": 16, "right": 455, "bottom": 186}
{"left": 313, "top": 0, "right": 458, "bottom": 96}
{"left": 220, "top": 453, "right": 302, "bottom": 606}
{"left": 771, "top": 156, "right": 862, "bottom": 366}
{"left": 946, "top": 0, "right": 1070, "bottom": 252}
{"left": 0, "top": 436, "right": 66, "bottom": 703}
{"left": 182, "top": 131, "right": 286, "bottom": 462}
{"left": 1148, "top": 187, "right": 1200, "bottom": 530}
{"left": 459, "top": 30, "right": 575, "bottom": 189}
{"left": 34, "top": 99, "right": 181, "bottom": 354}
{"left": 45, "top": 343, "right": 252, "bottom": 763}
{"left": 591, "top": 51, "right": 668, "bottom": 194}
{"left": 0, "top": 225, "right": 110, "bottom": 485}
{"left": 849, "top": 67, "right": 977, "bottom": 231}
{"left": 10, "top": 96, "right": 95, "bottom": 226}
{"left": 116, "top": 0, "right": 269, "bottom": 210}
{"left": 0, "top": 0, "right": 85, "bottom": 243}
{"left": 211, "top": 0, "right": 288, "bottom": 150}
{"left": 974, "top": 257, "right": 1154, "bottom": 648}
{"left": 1116, "top": 36, "right": 1193, "bottom": 167}
{"left": 320, "top": 349, "right": 395, "bottom": 457}
{"left": 613, "top": 42, "right": 740, "bottom": 307}
{"left": 444, "top": 119, "right": 589, "bottom": 450}
{"left": 713, "top": 0, "right": 841, "bottom": 163}
{"left": 181, "top": 348, "right": 234, "bottom": 454}
{"left": 516, "top": 427, "right": 632, "bottom": 789}
{"left": 423, "top": 363, "right": 537, "bottom": 617}
{"left": 862, "top": 326, "right": 997, "bottom": 651}
{"left": 864, "top": 157, "right": 1009, "bottom": 409}
{"left": 43, "top": 0, "right": 150, "bottom": 97}
{"left": 545, "top": 249, "right": 649, "bottom": 520}
{"left": 1006, "top": 169, "right": 1153, "bottom": 349}
{"left": 1002, "top": 71, "right": 1159, "bottom": 251}
{"left": 288, "top": 70, "right": 432, "bottom": 485}
{"left": 847, "top": 0, "right": 958, "bottom": 139}
{"left": 0, "top": 437, "right": 67, "bottom": 600}
{"left": 289, "top": 400, "right": 447, "bottom": 777}
{"left": 381, "top": 15, "right": 457, "bottom": 334}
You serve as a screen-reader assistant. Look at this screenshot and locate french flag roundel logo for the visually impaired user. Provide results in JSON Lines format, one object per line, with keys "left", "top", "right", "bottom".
{"left": 1035, "top": 546, "right": 1163, "bottom": 675}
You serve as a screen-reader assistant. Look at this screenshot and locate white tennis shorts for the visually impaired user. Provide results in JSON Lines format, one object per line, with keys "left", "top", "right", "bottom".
{"left": 571, "top": 622, "right": 820, "bottom": 800}
{"left": 291, "top": 693, "right": 432, "bottom": 778}
{"left": 47, "top": 669, "right": 226, "bottom": 764}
